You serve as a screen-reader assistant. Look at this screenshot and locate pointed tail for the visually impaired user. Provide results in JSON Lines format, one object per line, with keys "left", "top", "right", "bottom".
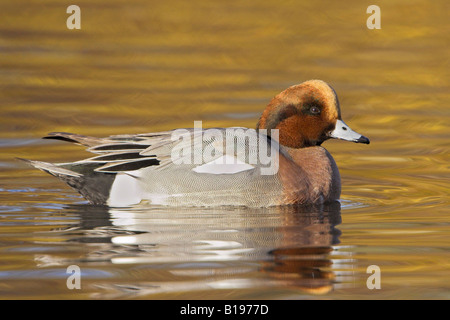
{"left": 18, "top": 158, "right": 114, "bottom": 205}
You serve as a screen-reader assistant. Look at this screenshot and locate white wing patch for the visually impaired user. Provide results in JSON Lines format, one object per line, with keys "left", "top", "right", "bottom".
{"left": 192, "top": 155, "right": 254, "bottom": 175}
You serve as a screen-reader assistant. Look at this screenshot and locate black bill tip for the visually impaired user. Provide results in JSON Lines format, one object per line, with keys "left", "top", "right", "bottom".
{"left": 356, "top": 135, "right": 370, "bottom": 144}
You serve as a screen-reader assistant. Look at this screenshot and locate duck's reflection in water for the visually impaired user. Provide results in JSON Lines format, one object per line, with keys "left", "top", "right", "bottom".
{"left": 263, "top": 202, "right": 342, "bottom": 295}
{"left": 36, "top": 201, "right": 349, "bottom": 297}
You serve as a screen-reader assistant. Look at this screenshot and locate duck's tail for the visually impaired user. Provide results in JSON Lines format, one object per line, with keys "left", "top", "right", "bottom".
{"left": 17, "top": 158, "right": 115, "bottom": 205}
{"left": 17, "top": 158, "right": 82, "bottom": 177}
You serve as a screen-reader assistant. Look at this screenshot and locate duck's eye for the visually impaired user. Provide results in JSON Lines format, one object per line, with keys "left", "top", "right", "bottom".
{"left": 310, "top": 106, "right": 321, "bottom": 115}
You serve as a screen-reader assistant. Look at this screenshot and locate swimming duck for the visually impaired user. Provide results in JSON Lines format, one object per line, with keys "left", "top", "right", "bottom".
{"left": 21, "top": 80, "right": 369, "bottom": 207}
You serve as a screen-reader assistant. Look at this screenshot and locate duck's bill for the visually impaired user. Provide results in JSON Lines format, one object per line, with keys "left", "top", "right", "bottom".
{"left": 330, "top": 119, "right": 370, "bottom": 144}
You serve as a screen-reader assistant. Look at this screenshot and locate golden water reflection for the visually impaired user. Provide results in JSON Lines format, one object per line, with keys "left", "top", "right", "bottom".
{"left": 30, "top": 202, "right": 344, "bottom": 298}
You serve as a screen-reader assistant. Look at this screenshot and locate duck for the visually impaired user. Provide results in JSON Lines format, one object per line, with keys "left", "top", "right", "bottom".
{"left": 20, "top": 80, "right": 369, "bottom": 207}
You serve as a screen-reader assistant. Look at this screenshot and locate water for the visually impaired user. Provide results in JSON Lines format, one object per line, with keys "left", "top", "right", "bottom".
{"left": 0, "top": 0, "right": 449, "bottom": 299}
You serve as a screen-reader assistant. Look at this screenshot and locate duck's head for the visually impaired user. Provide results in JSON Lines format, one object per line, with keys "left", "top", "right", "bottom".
{"left": 257, "top": 80, "right": 370, "bottom": 148}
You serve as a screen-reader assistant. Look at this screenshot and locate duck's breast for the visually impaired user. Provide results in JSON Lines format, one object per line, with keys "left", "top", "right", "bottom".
{"left": 278, "top": 146, "right": 341, "bottom": 204}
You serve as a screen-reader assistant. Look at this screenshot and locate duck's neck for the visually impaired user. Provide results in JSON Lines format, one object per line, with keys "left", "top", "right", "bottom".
{"left": 257, "top": 104, "right": 304, "bottom": 148}
{"left": 257, "top": 112, "right": 313, "bottom": 149}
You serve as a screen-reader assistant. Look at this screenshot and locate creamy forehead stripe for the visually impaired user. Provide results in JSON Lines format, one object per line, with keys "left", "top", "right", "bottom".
{"left": 303, "top": 80, "right": 340, "bottom": 119}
